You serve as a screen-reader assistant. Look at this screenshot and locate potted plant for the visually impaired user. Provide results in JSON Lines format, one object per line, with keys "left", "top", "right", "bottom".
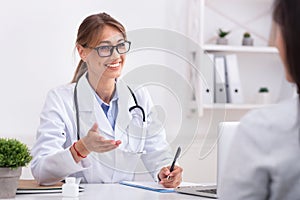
{"left": 242, "top": 32, "right": 254, "bottom": 46}
{"left": 257, "top": 87, "right": 271, "bottom": 104}
{"left": 216, "top": 28, "right": 230, "bottom": 45}
{"left": 0, "top": 138, "right": 32, "bottom": 198}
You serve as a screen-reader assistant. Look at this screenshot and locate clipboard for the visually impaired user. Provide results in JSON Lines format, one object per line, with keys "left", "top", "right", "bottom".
{"left": 119, "top": 181, "right": 174, "bottom": 193}
{"left": 119, "top": 181, "right": 204, "bottom": 193}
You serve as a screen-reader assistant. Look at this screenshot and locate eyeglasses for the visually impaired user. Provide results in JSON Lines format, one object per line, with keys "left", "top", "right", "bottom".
{"left": 89, "top": 41, "right": 131, "bottom": 57}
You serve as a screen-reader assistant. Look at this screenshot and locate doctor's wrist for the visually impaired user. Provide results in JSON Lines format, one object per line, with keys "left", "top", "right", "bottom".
{"left": 76, "top": 140, "right": 90, "bottom": 156}
{"left": 71, "top": 140, "right": 90, "bottom": 161}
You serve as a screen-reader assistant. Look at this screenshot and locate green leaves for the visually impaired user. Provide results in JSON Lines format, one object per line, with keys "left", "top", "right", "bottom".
{"left": 0, "top": 138, "right": 32, "bottom": 169}
{"left": 218, "top": 28, "right": 230, "bottom": 38}
{"left": 259, "top": 87, "right": 269, "bottom": 93}
{"left": 243, "top": 32, "right": 251, "bottom": 38}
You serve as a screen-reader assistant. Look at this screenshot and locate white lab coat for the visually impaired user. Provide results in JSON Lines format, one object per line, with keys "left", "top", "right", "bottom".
{"left": 31, "top": 74, "right": 173, "bottom": 185}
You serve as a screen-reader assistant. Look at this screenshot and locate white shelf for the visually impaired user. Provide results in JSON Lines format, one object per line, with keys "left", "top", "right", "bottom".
{"left": 191, "top": 0, "right": 284, "bottom": 116}
{"left": 203, "top": 103, "right": 271, "bottom": 110}
{"left": 203, "top": 44, "right": 278, "bottom": 54}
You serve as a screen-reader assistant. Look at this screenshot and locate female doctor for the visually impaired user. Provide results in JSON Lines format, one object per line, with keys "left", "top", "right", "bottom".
{"left": 31, "top": 12, "right": 182, "bottom": 188}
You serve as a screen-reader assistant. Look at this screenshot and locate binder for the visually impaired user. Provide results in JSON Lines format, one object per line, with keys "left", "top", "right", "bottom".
{"left": 190, "top": 51, "right": 203, "bottom": 116}
{"left": 200, "top": 53, "right": 215, "bottom": 104}
{"left": 214, "top": 56, "right": 227, "bottom": 103}
{"left": 225, "top": 54, "right": 243, "bottom": 103}
{"left": 17, "top": 180, "right": 84, "bottom": 194}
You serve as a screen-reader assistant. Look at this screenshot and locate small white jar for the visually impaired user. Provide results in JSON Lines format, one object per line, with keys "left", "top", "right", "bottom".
{"left": 62, "top": 177, "right": 79, "bottom": 197}
{"left": 257, "top": 92, "right": 271, "bottom": 104}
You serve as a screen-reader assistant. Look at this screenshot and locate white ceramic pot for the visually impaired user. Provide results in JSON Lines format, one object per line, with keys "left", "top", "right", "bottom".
{"left": 242, "top": 37, "right": 253, "bottom": 46}
{"left": 256, "top": 92, "right": 271, "bottom": 104}
{"left": 216, "top": 38, "right": 228, "bottom": 45}
{"left": 0, "top": 167, "right": 22, "bottom": 198}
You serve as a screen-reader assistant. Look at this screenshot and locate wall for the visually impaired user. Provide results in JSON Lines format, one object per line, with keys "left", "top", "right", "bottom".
{"left": 0, "top": 0, "right": 183, "bottom": 144}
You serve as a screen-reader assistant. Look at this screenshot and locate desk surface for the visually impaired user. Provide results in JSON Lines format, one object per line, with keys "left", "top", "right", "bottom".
{"left": 14, "top": 184, "right": 212, "bottom": 200}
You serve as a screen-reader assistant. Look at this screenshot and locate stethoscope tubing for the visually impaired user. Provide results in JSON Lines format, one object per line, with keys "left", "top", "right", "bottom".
{"left": 74, "top": 76, "right": 146, "bottom": 141}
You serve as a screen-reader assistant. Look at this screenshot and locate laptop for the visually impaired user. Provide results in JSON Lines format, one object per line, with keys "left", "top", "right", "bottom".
{"left": 175, "top": 122, "right": 239, "bottom": 198}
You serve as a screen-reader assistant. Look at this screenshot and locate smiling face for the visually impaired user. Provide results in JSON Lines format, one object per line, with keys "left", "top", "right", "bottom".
{"left": 77, "top": 25, "right": 127, "bottom": 89}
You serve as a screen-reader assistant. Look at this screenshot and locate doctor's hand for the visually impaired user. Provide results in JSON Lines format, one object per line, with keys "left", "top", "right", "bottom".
{"left": 158, "top": 165, "right": 183, "bottom": 188}
{"left": 81, "top": 123, "right": 121, "bottom": 153}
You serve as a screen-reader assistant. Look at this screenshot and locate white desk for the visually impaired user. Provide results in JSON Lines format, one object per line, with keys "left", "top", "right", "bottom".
{"left": 14, "top": 184, "right": 212, "bottom": 200}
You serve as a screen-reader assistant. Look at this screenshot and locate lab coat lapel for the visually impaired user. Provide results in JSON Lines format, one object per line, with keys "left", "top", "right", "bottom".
{"left": 114, "top": 79, "right": 135, "bottom": 141}
{"left": 76, "top": 73, "right": 114, "bottom": 138}
{"left": 76, "top": 73, "right": 95, "bottom": 139}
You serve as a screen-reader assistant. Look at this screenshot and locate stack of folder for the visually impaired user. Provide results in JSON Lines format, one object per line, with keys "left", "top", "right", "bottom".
{"left": 201, "top": 53, "right": 243, "bottom": 104}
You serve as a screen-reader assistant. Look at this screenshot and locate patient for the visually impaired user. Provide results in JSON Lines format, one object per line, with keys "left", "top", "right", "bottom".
{"left": 219, "top": 0, "right": 300, "bottom": 199}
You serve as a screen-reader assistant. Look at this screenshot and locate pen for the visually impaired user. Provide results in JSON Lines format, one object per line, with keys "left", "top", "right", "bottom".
{"left": 167, "top": 146, "right": 181, "bottom": 180}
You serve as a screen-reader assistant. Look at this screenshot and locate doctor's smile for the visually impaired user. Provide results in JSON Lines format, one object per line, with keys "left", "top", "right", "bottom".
{"left": 31, "top": 12, "right": 182, "bottom": 188}
{"left": 105, "top": 62, "right": 121, "bottom": 68}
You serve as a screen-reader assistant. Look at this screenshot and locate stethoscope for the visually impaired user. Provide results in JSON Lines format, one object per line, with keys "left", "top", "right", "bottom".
{"left": 73, "top": 74, "right": 147, "bottom": 154}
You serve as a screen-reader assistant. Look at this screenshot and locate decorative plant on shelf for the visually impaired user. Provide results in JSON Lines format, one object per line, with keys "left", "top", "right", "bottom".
{"left": 0, "top": 138, "right": 32, "bottom": 198}
{"left": 244, "top": 32, "right": 251, "bottom": 38}
{"left": 259, "top": 87, "right": 269, "bottom": 93}
{"left": 242, "top": 32, "right": 254, "bottom": 46}
{"left": 216, "top": 28, "right": 230, "bottom": 45}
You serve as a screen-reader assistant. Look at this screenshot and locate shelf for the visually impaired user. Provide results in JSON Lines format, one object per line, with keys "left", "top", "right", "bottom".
{"left": 203, "top": 103, "right": 271, "bottom": 110}
{"left": 203, "top": 44, "right": 278, "bottom": 54}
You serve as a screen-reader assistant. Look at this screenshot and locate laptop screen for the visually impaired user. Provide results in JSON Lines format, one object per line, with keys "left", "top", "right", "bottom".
{"left": 175, "top": 122, "right": 239, "bottom": 198}
{"left": 217, "top": 122, "right": 239, "bottom": 192}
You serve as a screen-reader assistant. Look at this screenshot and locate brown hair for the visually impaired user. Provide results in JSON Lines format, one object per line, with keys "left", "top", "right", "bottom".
{"left": 273, "top": 0, "right": 300, "bottom": 93}
{"left": 71, "top": 12, "right": 126, "bottom": 83}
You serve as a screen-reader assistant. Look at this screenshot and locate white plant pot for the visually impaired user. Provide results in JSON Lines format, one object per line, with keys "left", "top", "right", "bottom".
{"left": 0, "top": 167, "right": 22, "bottom": 198}
{"left": 242, "top": 37, "right": 253, "bottom": 46}
{"left": 216, "top": 38, "right": 228, "bottom": 45}
{"left": 256, "top": 93, "right": 271, "bottom": 104}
